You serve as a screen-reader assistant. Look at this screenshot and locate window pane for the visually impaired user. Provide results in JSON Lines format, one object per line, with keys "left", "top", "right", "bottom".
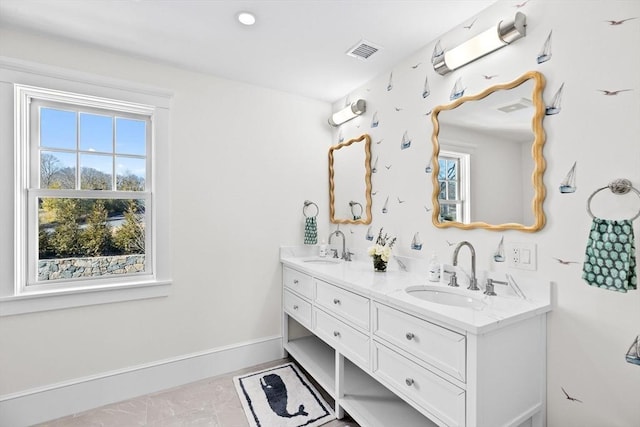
{"left": 40, "top": 108, "right": 77, "bottom": 150}
{"left": 80, "top": 113, "right": 113, "bottom": 153}
{"left": 440, "top": 204, "right": 457, "bottom": 222}
{"left": 116, "top": 157, "right": 146, "bottom": 191}
{"left": 80, "top": 154, "right": 113, "bottom": 190}
{"left": 38, "top": 197, "right": 146, "bottom": 282}
{"left": 438, "top": 160, "right": 446, "bottom": 180}
{"left": 439, "top": 181, "right": 446, "bottom": 200}
{"left": 116, "top": 118, "right": 146, "bottom": 155}
{"left": 448, "top": 182, "right": 458, "bottom": 200}
{"left": 40, "top": 151, "right": 76, "bottom": 189}
{"left": 446, "top": 161, "right": 457, "bottom": 180}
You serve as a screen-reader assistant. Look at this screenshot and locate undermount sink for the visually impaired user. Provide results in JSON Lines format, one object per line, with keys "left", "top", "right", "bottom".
{"left": 405, "top": 286, "right": 486, "bottom": 310}
{"left": 302, "top": 257, "right": 342, "bottom": 264}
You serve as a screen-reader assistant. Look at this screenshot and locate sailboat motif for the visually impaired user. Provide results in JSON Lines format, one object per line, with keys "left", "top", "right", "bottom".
{"left": 450, "top": 77, "right": 465, "bottom": 100}
{"left": 537, "top": 31, "right": 552, "bottom": 64}
{"left": 431, "top": 40, "right": 444, "bottom": 65}
{"left": 546, "top": 82, "right": 564, "bottom": 115}
{"left": 422, "top": 74, "right": 430, "bottom": 98}
{"left": 365, "top": 226, "right": 374, "bottom": 241}
{"left": 560, "top": 161, "right": 577, "bottom": 193}
{"left": 371, "top": 111, "right": 379, "bottom": 128}
{"left": 387, "top": 72, "right": 393, "bottom": 91}
{"left": 372, "top": 156, "right": 379, "bottom": 173}
{"left": 425, "top": 156, "right": 433, "bottom": 173}
{"left": 400, "top": 130, "right": 411, "bottom": 150}
{"left": 411, "top": 232, "right": 423, "bottom": 250}
{"left": 382, "top": 196, "right": 389, "bottom": 214}
{"left": 626, "top": 335, "right": 640, "bottom": 365}
{"left": 494, "top": 236, "right": 505, "bottom": 262}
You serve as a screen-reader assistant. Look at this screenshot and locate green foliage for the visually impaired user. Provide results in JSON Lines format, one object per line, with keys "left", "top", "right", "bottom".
{"left": 114, "top": 201, "right": 145, "bottom": 254}
{"left": 81, "top": 200, "right": 113, "bottom": 257}
{"left": 48, "top": 198, "right": 82, "bottom": 257}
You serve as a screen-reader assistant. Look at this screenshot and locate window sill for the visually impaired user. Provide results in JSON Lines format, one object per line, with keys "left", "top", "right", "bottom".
{"left": 0, "top": 279, "right": 171, "bottom": 316}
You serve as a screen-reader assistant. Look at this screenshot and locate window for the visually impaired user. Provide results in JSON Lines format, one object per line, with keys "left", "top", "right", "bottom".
{"left": 0, "top": 58, "right": 172, "bottom": 315}
{"left": 26, "top": 94, "right": 152, "bottom": 291}
{"left": 438, "top": 151, "right": 470, "bottom": 223}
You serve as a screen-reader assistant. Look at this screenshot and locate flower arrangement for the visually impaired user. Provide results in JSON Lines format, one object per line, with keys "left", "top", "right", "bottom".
{"left": 368, "top": 228, "right": 396, "bottom": 271}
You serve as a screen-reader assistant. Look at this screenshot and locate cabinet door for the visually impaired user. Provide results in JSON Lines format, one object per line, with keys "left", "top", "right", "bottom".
{"left": 315, "top": 280, "right": 370, "bottom": 331}
{"left": 283, "top": 267, "right": 314, "bottom": 299}
{"left": 373, "top": 303, "right": 466, "bottom": 382}
{"left": 314, "top": 307, "right": 370, "bottom": 368}
{"left": 284, "top": 289, "right": 312, "bottom": 329}
{"left": 373, "top": 342, "right": 466, "bottom": 427}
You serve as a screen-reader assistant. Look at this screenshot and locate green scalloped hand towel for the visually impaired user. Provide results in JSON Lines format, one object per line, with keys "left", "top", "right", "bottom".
{"left": 304, "top": 216, "right": 317, "bottom": 245}
{"left": 582, "top": 218, "right": 637, "bottom": 292}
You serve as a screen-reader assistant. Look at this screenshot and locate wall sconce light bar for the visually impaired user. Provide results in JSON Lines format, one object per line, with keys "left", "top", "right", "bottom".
{"left": 328, "top": 99, "right": 366, "bottom": 127}
{"left": 433, "top": 12, "right": 526, "bottom": 75}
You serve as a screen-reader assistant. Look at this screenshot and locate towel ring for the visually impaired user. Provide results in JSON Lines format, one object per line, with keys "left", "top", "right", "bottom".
{"left": 303, "top": 200, "right": 319, "bottom": 218}
{"left": 349, "top": 201, "right": 363, "bottom": 219}
{"left": 587, "top": 178, "right": 640, "bottom": 221}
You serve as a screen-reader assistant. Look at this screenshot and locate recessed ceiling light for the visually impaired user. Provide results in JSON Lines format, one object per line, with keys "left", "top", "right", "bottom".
{"left": 237, "top": 12, "right": 256, "bottom": 26}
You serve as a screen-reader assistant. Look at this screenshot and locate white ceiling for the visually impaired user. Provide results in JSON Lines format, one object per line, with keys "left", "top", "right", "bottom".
{"left": 0, "top": 0, "right": 497, "bottom": 103}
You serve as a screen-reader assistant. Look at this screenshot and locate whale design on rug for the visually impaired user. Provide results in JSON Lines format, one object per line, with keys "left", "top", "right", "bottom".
{"left": 260, "top": 373, "right": 309, "bottom": 418}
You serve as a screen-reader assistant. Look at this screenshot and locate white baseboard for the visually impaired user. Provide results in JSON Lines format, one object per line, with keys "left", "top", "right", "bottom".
{"left": 0, "top": 335, "right": 284, "bottom": 427}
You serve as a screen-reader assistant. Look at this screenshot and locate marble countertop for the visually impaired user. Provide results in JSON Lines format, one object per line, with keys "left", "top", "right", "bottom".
{"left": 280, "top": 246, "right": 552, "bottom": 335}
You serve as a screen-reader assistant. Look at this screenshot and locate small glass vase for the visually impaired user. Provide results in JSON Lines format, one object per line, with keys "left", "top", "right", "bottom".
{"left": 372, "top": 254, "right": 387, "bottom": 272}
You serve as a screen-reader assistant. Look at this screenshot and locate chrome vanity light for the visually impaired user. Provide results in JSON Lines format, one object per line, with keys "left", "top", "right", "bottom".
{"left": 433, "top": 12, "right": 526, "bottom": 75}
{"left": 328, "top": 99, "right": 366, "bottom": 127}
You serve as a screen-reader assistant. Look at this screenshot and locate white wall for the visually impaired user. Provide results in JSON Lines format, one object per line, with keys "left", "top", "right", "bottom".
{"left": 0, "top": 28, "right": 332, "bottom": 395}
{"left": 332, "top": 1, "right": 640, "bottom": 426}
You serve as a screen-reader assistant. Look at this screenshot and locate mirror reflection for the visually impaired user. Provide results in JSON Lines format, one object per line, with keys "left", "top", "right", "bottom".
{"left": 431, "top": 71, "right": 546, "bottom": 231}
{"left": 329, "top": 134, "right": 372, "bottom": 224}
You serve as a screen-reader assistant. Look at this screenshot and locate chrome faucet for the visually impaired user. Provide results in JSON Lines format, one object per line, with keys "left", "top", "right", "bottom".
{"left": 452, "top": 241, "right": 479, "bottom": 291}
{"left": 329, "top": 229, "right": 352, "bottom": 261}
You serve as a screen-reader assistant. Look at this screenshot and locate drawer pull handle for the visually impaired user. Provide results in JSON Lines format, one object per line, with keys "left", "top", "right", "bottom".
{"left": 293, "top": 305, "right": 299, "bottom": 310}
{"left": 333, "top": 331, "right": 341, "bottom": 337}
{"left": 405, "top": 378, "right": 415, "bottom": 387}
{"left": 405, "top": 332, "right": 415, "bottom": 340}
{"left": 333, "top": 298, "right": 341, "bottom": 305}
{"left": 293, "top": 279, "right": 299, "bottom": 284}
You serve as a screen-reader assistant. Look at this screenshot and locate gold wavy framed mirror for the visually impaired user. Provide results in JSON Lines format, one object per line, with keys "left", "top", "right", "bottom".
{"left": 431, "top": 71, "right": 546, "bottom": 232}
{"left": 329, "top": 133, "right": 372, "bottom": 224}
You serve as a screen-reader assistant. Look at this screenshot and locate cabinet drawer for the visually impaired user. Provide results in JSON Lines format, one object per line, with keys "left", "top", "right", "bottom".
{"left": 314, "top": 308, "right": 369, "bottom": 368}
{"left": 373, "top": 303, "right": 466, "bottom": 382}
{"left": 373, "top": 342, "right": 465, "bottom": 427}
{"left": 284, "top": 289, "right": 312, "bottom": 328}
{"left": 315, "top": 280, "right": 369, "bottom": 331}
{"left": 283, "top": 267, "right": 314, "bottom": 299}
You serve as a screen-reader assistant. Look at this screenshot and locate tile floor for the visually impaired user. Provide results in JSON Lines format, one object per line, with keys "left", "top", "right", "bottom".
{"left": 36, "top": 358, "right": 360, "bottom": 427}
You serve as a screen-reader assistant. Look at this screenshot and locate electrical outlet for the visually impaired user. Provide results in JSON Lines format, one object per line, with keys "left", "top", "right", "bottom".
{"left": 511, "top": 247, "right": 520, "bottom": 264}
{"left": 506, "top": 242, "right": 537, "bottom": 271}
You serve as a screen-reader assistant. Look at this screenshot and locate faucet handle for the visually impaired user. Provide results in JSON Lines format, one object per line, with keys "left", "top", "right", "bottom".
{"left": 330, "top": 249, "right": 339, "bottom": 258}
{"left": 342, "top": 249, "right": 354, "bottom": 262}
{"left": 484, "top": 278, "right": 508, "bottom": 296}
{"left": 448, "top": 272, "right": 459, "bottom": 287}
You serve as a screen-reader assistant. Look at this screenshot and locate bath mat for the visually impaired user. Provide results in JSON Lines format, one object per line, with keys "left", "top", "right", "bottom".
{"left": 234, "top": 362, "right": 335, "bottom": 427}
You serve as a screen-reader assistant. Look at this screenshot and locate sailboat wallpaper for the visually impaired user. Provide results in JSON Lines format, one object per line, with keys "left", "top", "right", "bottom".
{"left": 560, "top": 161, "right": 577, "bottom": 193}
{"left": 546, "top": 82, "right": 564, "bottom": 115}
{"left": 626, "top": 335, "right": 639, "bottom": 366}
{"left": 537, "top": 30, "right": 552, "bottom": 64}
{"left": 450, "top": 77, "right": 465, "bottom": 100}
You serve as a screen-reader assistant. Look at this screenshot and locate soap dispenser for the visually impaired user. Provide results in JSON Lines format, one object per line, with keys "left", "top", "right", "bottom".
{"left": 427, "top": 252, "right": 440, "bottom": 282}
{"left": 319, "top": 240, "right": 327, "bottom": 258}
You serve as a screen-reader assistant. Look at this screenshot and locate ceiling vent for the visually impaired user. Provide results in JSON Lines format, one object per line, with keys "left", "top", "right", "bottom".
{"left": 346, "top": 39, "right": 382, "bottom": 61}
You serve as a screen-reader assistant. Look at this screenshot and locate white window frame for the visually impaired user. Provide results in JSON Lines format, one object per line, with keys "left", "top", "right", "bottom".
{"left": 0, "top": 57, "right": 172, "bottom": 316}
{"left": 438, "top": 150, "right": 471, "bottom": 223}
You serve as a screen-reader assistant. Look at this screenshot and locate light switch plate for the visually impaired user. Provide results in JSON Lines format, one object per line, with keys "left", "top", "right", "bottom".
{"left": 506, "top": 242, "right": 537, "bottom": 271}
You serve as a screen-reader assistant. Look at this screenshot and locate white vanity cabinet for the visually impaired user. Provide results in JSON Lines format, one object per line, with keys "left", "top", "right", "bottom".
{"left": 281, "top": 264, "right": 547, "bottom": 427}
